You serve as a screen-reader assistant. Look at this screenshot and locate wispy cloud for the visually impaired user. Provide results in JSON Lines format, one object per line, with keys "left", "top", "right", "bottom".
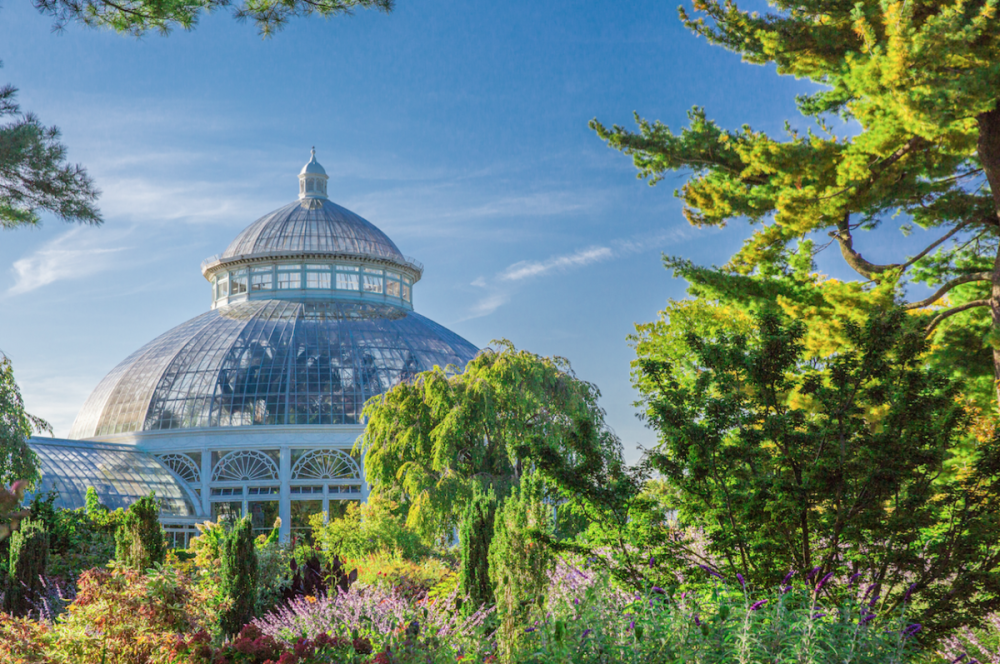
{"left": 462, "top": 228, "right": 691, "bottom": 321}
{"left": 499, "top": 246, "right": 614, "bottom": 282}
{"left": 7, "top": 228, "right": 130, "bottom": 295}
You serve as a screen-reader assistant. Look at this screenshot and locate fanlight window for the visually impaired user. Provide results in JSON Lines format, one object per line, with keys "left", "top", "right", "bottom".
{"left": 157, "top": 454, "right": 200, "bottom": 484}
{"left": 212, "top": 450, "right": 279, "bottom": 482}
{"left": 291, "top": 449, "right": 360, "bottom": 480}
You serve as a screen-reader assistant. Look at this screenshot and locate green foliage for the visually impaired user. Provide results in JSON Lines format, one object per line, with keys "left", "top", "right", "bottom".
{"left": 519, "top": 571, "right": 922, "bottom": 664}
{"left": 459, "top": 482, "right": 497, "bottom": 615}
{"left": 219, "top": 515, "right": 258, "bottom": 636}
{"left": 351, "top": 547, "right": 454, "bottom": 597}
{"left": 114, "top": 493, "right": 166, "bottom": 571}
{"left": 0, "top": 355, "right": 48, "bottom": 489}
{"left": 26, "top": 489, "right": 118, "bottom": 579}
{"left": 0, "top": 480, "right": 31, "bottom": 543}
{"left": 254, "top": 531, "right": 292, "bottom": 617}
{"left": 3, "top": 516, "right": 48, "bottom": 616}
{"left": 359, "top": 339, "right": 633, "bottom": 544}
{"left": 593, "top": 0, "right": 1000, "bottom": 411}
{"left": 0, "top": 86, "right": 101, "bottom": 228}
{"left": 489, "top": 472, "right": 554, "bottom": 663}
{"left": 310, "top": 494, "right": 426, "bottom": 562}
{"left": 637, "top": 308, "right": 1000, "bottom": 632}
{"left": 32, "top": 0, "right": 392, "bottom": 37}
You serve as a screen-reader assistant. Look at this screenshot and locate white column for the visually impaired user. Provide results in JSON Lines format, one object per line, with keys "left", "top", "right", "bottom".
{"left": 200, "top": 447, "right": 212, "bottom": 518}
{"left": 279, "top": 446, "right": 291, "bottom": 541}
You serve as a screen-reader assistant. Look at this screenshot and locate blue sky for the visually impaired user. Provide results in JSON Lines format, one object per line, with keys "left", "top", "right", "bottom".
{"left": 0, "top": 0, "right": 922, "bottom": 459}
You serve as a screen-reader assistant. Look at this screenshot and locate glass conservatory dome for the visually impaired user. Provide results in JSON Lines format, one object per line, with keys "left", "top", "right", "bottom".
{"left": 70, "top": 150, "right": 478, "bottom": 440}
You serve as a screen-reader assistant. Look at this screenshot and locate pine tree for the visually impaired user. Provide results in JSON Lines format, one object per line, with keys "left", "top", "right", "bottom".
{"left": 115, "top": 493, "right": 166, "bottom": 571}
{"left": 3, "top": 516, "right": 48, "bottom": 616}
{"left": 459, "top": 483, "right": 497, "bottom": 615}
{"left": 594, "top": 1, "right": 1000, "bottom": 412}
{"left": 488, "top": 473, "right": 553, "bottom": 663}
{"left": 219, "top": 515, "right": 258, "bottom": 636}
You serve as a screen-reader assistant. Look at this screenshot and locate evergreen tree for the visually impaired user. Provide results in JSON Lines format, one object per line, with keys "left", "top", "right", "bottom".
{"left": 459, "top": 482, "right": 497, "bottom": 615}
{"left": 114, "top": 493, "right": 166, "bottom": 571}
{"left": 594, "top": 0, "right": 1000, "bottom": 411}
{"left": 637, "top": 308, "right": 1000, "bottom": 631}
{"left": 488, "top": 473, "right": 553, "bottom": 663}
{"left": 219, "top": 515, "right": 258, "bottom": 636}
{"left": 0, "top": 355, "right": 49, "bottom": 488}
{"left": 3, "top": 516, "right": 48, "bottom": 617}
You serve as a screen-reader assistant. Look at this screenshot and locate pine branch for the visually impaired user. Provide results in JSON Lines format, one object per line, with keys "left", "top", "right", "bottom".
{"left": 925, "top": 300, "right": 991, "bottom": 336}
{"left": 904, "top": 272, "right": 992, "bottom": 310}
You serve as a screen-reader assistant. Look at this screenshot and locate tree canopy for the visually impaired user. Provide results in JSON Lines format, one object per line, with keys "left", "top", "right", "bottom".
{"left": 0, "top": 82, "right": 101, "bottom": 229}
{"left": 356, "top": 340, "right": 630, "bottom": 542}
{"left": 594, "top": 0, "right": 1000, "bottom": 410}
{"left": 636, "top": 308, "right": 1000, "bottom": 632}
{"left": 0, "top": 355, "right": 49, "bottom": 489}
{"left": 32, "top": 0, "right": 392, "bottom": 36}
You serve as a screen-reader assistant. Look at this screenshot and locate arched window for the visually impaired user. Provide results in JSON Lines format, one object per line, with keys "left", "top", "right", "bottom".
{"left": 291, "top": 449, "right": 360, "bottom": 480}
{"left": 157, "top": 454, "right": 200, "bottom": 484}
{"left": 212, "top": 450, "right": 279, "bottom": 482}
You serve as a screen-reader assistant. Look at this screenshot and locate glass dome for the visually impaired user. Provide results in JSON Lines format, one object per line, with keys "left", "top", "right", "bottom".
{"left": 219, "top": 198, "right": 406, "bottom": 265}
{"left": 70, "top": 300, "right": 478, "bottom": 438}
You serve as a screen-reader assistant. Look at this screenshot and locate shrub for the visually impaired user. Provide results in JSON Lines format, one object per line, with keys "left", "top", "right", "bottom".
{"left": 253, "top": 583, "right": 494, "bottom": 660}
{"left": 115, "top": 493, "right": 166, "bottom": 571}
{"left": 219, "top": 515, "right": 258, "bottom": 636}
{"left": 310, "top": 494, "right": 426, "bottom": 562}
{"left": 350, "top": 548, "right": 452, "bottom": 598}
{"left": 0, "top": 612, "right": 51, "bottom": 663}
{"left": 459, "top": 483, "right": 497, "bottom": 615}
{"left": 3, "top": 516, "right": 49, "bottom": 616}
{"left": 28, "top": 489, "right": 118, "bottom": 581}
{"left": 519, "top": 568, "right": 922, "bottom": 664}
{"left": 52, "top": 561, "right": 217, "bottom": 664}
{"left": 489, "top": 472, "right": 553, "bottom": 662}
{"left": 169, "top": 623, "right": 373, "bottom": 664}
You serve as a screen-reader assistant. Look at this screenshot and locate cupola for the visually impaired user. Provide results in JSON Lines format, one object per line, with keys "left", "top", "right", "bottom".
{"left": 299, "top": 148, "right": 329, "bottom": 199}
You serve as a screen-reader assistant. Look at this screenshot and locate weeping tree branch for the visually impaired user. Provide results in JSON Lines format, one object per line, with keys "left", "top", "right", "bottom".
{"left": 925, "top": 300, "right": 991, "bottom": 336}
{"left": 904, "top": 272, "right": 993, "bottom": 310}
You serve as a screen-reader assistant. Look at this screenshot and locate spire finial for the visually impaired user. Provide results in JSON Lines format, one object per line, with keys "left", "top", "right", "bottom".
{"left": 311, "top": 146, "right": 316, "bottom": 159}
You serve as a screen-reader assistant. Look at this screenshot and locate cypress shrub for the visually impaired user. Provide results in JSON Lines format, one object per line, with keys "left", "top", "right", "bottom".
{"left": 115, "top": 493, "right": 166, "bottom": 570}
{"left": 3, "top": 516, "right": 48, "bottom": 616}
{"left": 219, "top": 515, "right": 258, "bottom": 636}
{"left": 488, "top": 472, "right": 553, "bottom": 663}
{"left": 459, "top": 482, "right": 497, "bottom": 615}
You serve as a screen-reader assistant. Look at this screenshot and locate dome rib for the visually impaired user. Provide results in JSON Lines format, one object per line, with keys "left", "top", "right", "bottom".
{"left": 220, "top": 200, "right": 404, "bottom": 263}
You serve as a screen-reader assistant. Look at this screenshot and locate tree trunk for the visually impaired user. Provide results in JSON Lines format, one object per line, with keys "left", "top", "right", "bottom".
{"left": 976, "top": 108, "right": 1000, "bottom": 411}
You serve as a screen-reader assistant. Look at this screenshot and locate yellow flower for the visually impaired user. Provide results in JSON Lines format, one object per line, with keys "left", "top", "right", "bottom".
{"left": 305, "top": 595, "right": 317, "bottom": 603}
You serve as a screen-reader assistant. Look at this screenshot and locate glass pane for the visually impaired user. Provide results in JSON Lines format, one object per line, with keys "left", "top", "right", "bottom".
{"left": 212, "top": 501, "right": 243, "bottom": 523}
{"left": 386, "top": 280, "right": 400, "bottom": 297}
{"left": 336, "top": 273, "right": 359, "bottom": 291}
{"left": 290, "top": 499, "right": 323, "bottom": 530}
{"left": 306, "top": 272, "right": 331, "bottom": 289}
{"left": 249, "top": 500, "right": 280, "bottom": 533}
{"left": 401, "top": 284, "right": 410, "bottom": 301}
{"left": 251, "top": 271, "right": 273, "bottom": 291}
{"left": 328, "top": 499, "right": 357, "bottom": 521}
{"left": 362, "top": 276, "right": 383, "bottom": 294}
{"left": 231, "top": 269, "right": 248, "bottom": 295}
{"left": 277, "top": 271, "right": 301, "bottom": 289}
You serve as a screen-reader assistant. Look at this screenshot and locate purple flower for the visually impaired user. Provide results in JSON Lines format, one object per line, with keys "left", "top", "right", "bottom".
{"left": 582, "top": 629, "right": 592, "bottom": 638}
{"left": 859, "top": 613, "right": 876, "bottom": 625}
{"left": 862, "top": 583, "right": 876, "bottom": 600}
{"left": 649, "top": 556, "right": 655, "bottom": 569}
{"left": 782, "top": 570, "right": 796, "bottom": 585}
{"left": 848, "top": 572, "right": 862, "bottom": 587}
{"left": 680, "top": 592, "right": 687, "bottom": 600}
{"left": 812, "top": 613, "right": 826, "bottom": 620}
{"left": 868, "top": 594, "right": 880, "bottom": 608}
{"left": 902, "top": 623, "right": 922, "bottom": 638}
{"left": 951, "top": 655, "right": 967, "bottom": 663}
{"left": 652, "top": 586, "right": 665, "bottom": 595}
{"left": 805, "top": 566, "right": 821, "bottom": 581}
{"left": 525, "top": 627, "right": 536, "bottom": 633}
{"left": 815, "top": 572, "right": 835, "bottom": 593}
{"left": 737, "top": 573, "right": 746, "bottom": 590}
{"left": 904, "top": 583, "right": 917, "bottom": 602}
{"left": 699, "top": 564, "right": 723, "bottom": 580}
{"left": 781, "top": 585, "right": 792, "bottom": 595}
{"left": 574, "top": 598, "right": 580, "bottom": 605}
{"left": 749, "top": 599, "right": 768, "bottom": 611}
{"left": 629, "top": 621, "right": 635, "bottom": 630}
{"left": 694, "top": 614, "right": 701, "bottom": 626}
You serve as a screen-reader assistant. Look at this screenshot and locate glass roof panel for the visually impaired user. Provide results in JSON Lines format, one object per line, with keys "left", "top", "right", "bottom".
{"left": 28, "top": 439, "right": 195, "bottom": 516}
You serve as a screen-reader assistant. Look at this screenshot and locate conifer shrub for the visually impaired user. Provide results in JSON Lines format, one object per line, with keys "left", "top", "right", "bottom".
{"left": 489, "top": 472, "right": 553, "bottom": 663}
{"left": 114, "top": 493, "right": 166, "bottom": 571}
{"left": 459, "top": 482, "right": 497, "bottom": 615}
{"left": 219, "top": 514, "right": 258, "bottom": 636}
{"left": 3, "top": 516, "right": 48, "bottom": 616}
